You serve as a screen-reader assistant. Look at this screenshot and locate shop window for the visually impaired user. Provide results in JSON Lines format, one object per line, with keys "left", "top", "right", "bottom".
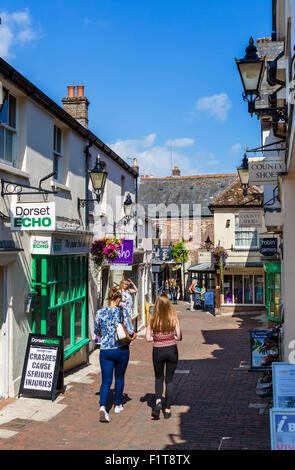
{"left": 234, "top": 215, "right": 258, "bottom": 249}
{"left": 0, "top": 90, "right": 17, "bottom": 166}
{"left": 266, "top": 272, "right": 281, "bottom": 322}
{"left": 31, "top": 255, "right": 89, "bottom": 359}
{"left": 223, "top": 273, "right": 264, "bottom": 305}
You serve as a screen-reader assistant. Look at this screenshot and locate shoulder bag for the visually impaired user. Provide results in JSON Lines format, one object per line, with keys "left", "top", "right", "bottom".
{"left": 116, "top": 308, "right": 137, "bottom": 343}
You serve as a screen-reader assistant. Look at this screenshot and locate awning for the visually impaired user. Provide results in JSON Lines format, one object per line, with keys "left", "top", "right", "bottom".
{"left": 188, "top": 263, "right": 214, "bottom": 272}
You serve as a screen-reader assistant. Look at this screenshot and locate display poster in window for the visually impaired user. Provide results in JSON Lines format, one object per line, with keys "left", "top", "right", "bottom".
{"left": 19, "top": 334, "right": 64, "bottom": 401}
{"left": 272, "top": 363, "right": 295, "bottom": 409}
{"left": 11, "top": 202, "right": 56, "bottom": 232}
{"left": 270, "top": 409, "right": 295, "bottom": 450}
{"left": 249, "top": 330, "right": 279, "bottom": 370}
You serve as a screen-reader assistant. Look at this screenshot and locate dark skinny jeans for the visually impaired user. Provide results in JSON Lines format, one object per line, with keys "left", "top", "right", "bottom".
{"left": 152, "top": 345, "right": 178, "bottom": 409}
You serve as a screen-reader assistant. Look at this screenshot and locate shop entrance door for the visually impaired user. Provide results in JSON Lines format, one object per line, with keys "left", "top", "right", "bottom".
{"left": 0, "top": 266, "right": 8, "bottom": 398}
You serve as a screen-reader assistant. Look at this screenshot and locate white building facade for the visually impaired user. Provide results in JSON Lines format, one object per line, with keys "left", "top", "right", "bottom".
{"left": 0, "top": 58, "right": 146, "bottom": 398}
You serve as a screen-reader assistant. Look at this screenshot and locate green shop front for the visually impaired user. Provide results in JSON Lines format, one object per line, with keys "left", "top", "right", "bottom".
{"left": 263, "top": 261, "right": 282, "bottom": 323}
{"left": 31, "top": 232, "right": 93, "bottom": 370}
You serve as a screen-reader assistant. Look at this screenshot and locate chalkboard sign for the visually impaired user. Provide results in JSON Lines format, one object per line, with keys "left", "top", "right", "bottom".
{"left": 19, "top": 334, "right": 64, "bottom": 401}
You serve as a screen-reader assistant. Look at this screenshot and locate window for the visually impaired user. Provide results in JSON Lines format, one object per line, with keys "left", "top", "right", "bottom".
{"left": 31, "top": 255, "right": 89, "bottom": 359}
{"left": 234, "top": 215, "right": 258, "bottom": 249}
{"left": 0, "top": 90, "right": 17, "bottom": 166}
{"left": 223, "top": 273, "right": 264, "bottom": 305}
{"left": 53, "top": 125, "right": 62, "bottom": 182}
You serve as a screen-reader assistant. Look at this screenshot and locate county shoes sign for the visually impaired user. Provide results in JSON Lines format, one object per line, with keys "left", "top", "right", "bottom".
{"left": 10, "top": 202, "right": 56, "bottom": 231}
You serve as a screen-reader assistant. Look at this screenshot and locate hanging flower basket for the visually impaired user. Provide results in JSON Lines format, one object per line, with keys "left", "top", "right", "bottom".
{"left": 212, "top": 246, "right": 228, "bottom": 280}
{"left": 91, "top": 237, "right": 124, "bottom": 268}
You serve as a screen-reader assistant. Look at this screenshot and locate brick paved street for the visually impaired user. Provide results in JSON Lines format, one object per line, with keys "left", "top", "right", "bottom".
{"left": 0, "top": 303, "right": 271, "bottom": 450}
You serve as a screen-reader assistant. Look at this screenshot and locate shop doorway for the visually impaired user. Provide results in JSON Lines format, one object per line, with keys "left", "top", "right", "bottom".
{"left": 0, "top": 266, "right": 8, "bottom": 399}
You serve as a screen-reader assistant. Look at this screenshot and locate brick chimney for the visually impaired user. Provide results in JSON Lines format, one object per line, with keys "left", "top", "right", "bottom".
{"left": 62, "top": 85, "right": 90, "bottom": 128}
{"left": 132, "top": 157, "right": 139, "bottom": 174}
{"left": 172, "top": 165, "right": 181, "bottom": 177}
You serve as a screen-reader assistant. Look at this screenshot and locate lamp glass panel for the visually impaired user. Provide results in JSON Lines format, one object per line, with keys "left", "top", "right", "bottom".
{"left": 238, "top": 61, "right": 264, "bottom": 93}
{"left": 237, "top": 167, "right": 249, "bottom": 186}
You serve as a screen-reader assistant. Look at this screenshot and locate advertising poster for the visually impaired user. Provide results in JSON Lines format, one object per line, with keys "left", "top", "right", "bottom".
{"left": 272, "top": 363, "right": 295, "bottom": 409}
{"left": 249, "top": 330, "right": 279, "bottom": 370}
{"left": 270, "top": 409, "right": 295, "bottom": 450}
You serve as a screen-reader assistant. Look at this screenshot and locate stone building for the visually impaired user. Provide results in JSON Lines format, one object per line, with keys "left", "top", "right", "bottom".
{"left": 138, "top": 168, "right": 237, "bottom": 299}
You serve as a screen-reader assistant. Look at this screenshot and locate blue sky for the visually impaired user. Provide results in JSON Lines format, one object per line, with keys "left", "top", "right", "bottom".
{"left": 0, "top": 0, "right": 272, "bottom": 177}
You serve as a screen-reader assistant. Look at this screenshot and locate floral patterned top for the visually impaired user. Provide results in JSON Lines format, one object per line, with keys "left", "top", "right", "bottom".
{"left": 120, "top": 290, "right": 134, "bottom": 317}
{"left": 94, "top": 306, "right": 134, "bottom": 350}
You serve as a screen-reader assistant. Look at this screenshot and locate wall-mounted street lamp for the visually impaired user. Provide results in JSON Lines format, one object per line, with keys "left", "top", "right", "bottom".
{"left": 78, "top": 156, "right": 108, "bottom": 210}
{"left": 235, "top": 37, "right": 288, "bottom": 123}
{"left": 237, "top": 153, "right": 250, "bottom": 196}
{"left": 123, "top": 193, "right": 134, "bottom": 221}
{"left": 204, "top": 235, "right": 214, "bottom": 251}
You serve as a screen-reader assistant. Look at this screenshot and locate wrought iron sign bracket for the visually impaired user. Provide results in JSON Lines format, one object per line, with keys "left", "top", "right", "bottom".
{"left": 1, "top": 172, "right": 57, "bottom": 200}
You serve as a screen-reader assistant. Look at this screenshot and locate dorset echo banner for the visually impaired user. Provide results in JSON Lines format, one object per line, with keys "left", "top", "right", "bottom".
{"left": 10, "top": 202, "right": 56, "bottom": 231}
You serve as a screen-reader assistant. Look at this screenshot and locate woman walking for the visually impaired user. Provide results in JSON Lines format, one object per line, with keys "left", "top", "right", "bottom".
{"left": 119, "top": 278, "right": 138, "bottom": 318}
{"left": 94, "top": 287, "right": 135, "bottom": 423}
{"left": 146, "top": 294, "right": 182, "bottom": 419}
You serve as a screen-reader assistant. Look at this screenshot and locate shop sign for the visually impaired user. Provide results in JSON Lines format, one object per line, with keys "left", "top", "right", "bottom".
{"left": 18, "top": 333, "right": 64, "bottom": 401}
{"left": 260, "top": 238, "right": 277, "bottom": 257}
{"left": 239, "top": 211, "right": 262, "bottom": 228}
{"left": 30, "top": 235, "right": 52, "bottom": 255}
{"left": 159, "top": 247, "right": 172, "bottom": 262}
{"left": 11, "top": 202, "right": 56, "bottom": 232}
{"left": 52, "top": 236, "right": 91, "bottom": 254}
{"left": 198, "top": 252, "right": 212, "bottom": 263}
{"left": 249, "top": 330, "right": 279, "bottom": 370}
{"left": 110, "top": 239, "right": 134, "bottom": 265}
{"left": 248, "top": 156, "right": 286, "bottom": 186}
{"left": 270, "top": 409, "right": 295, "bottom": 450}
{"left": 272, "top": 363, "right": 295, "bottom": 409}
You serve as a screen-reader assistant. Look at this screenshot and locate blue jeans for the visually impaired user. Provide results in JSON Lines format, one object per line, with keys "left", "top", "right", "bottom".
{"left": 99, "top": 347, "right": 130, "bottom": 407}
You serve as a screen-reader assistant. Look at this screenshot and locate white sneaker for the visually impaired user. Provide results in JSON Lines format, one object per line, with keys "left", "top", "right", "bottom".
{"left": 114, "top": 404, "right": 124, "bottom": 414}
{"left": 99, "top": 406, "right": 110, "bottom": 422}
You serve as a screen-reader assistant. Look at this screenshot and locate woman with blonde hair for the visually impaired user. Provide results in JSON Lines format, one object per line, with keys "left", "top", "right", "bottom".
{"left": 146, "top": 294, "right": 182, "bottom": 419}
{"left": 94, "top": 287, "right": 135, "bottom": 423}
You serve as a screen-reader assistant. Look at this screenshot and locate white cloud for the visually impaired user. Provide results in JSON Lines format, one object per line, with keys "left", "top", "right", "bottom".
{"left": 0, "top": 9, "right": 40, "bottom": 59}
{"left": 196, "top": 151, "right": 219, "bottom": 168}
{"left": 109, "top": 134, "right": 196, "bottom": 177}
{"left": 196, "top": 93, "right": 232, "bottom": 122}
{"left": 230, "top": 143, "right": 242, "bottom": 154}
{"left": 165, "top": 137, "right": 195, "bottom": 148}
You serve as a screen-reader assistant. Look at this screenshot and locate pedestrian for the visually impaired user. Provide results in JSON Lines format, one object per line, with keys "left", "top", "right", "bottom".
{"left": 94, "top": 287, "right": 136, "bottom": 423}
{"left": 201, "top": 284, "right": 206, "bottom": 310}
{"left": 171, "top": 279, "right": 177, "bottom": 304}
{"left": 189, "top": 279, "right": 197, "bottom": 311}
{"left": 146, "top": 293, "right": 182, "bottom": 419}
{"left": 193, "top": 281, "right": 202, "bottom": 310}
{"left": 119, "top": 278, "right": 138, "bottom": 318}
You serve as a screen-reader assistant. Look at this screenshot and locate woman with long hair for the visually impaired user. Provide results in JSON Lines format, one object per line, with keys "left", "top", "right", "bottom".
{"left": 119, "top": 278, "right": 138, "bottom": 319}
{"left": 146, "top": 294, "right": 182, "bottom": 419}
{"left": 94, "top": 287, "right": 135, "bottom": 423}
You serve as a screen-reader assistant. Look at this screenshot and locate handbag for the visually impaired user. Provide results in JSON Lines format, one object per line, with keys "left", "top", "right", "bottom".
{"left": 116, "top": 308, "right": 137, "bottom": 343}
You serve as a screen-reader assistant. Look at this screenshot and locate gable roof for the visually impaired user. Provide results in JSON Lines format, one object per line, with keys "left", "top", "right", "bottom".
{"left": 138, "top": 173, "right": 238, "bottom": 217}
{"left": 209, "top": 178, "right": 263, "bottom": 209}
{"left": 0, "top": 58, "right": 138, "bottom": 178}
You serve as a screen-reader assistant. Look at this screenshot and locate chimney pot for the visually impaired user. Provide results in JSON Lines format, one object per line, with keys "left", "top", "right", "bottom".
{"left": 172, "top": 165, "right": 181, "bottom": 177}
{"left": 67, "top": 85, "right": 75, "bottom": 97}
{"left": 77, "top": 85, "right": 84, "bottom": 97}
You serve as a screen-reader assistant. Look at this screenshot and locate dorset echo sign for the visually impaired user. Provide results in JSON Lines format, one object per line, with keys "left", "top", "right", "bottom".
{"left": 11, "top": 202, "right": 56, "bottom": 231}
{"left": 248, "top": 156, "right": 286, "bottom": 186}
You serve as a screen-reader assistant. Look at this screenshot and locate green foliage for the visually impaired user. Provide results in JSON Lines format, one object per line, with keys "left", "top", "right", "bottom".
{"left": 172, "top": 241, "right": 189, "bottom": 264}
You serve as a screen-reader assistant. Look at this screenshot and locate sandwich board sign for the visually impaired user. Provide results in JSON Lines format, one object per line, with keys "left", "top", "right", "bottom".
{"left": 19, "top": 334, "right": 64, "bottom": 401}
